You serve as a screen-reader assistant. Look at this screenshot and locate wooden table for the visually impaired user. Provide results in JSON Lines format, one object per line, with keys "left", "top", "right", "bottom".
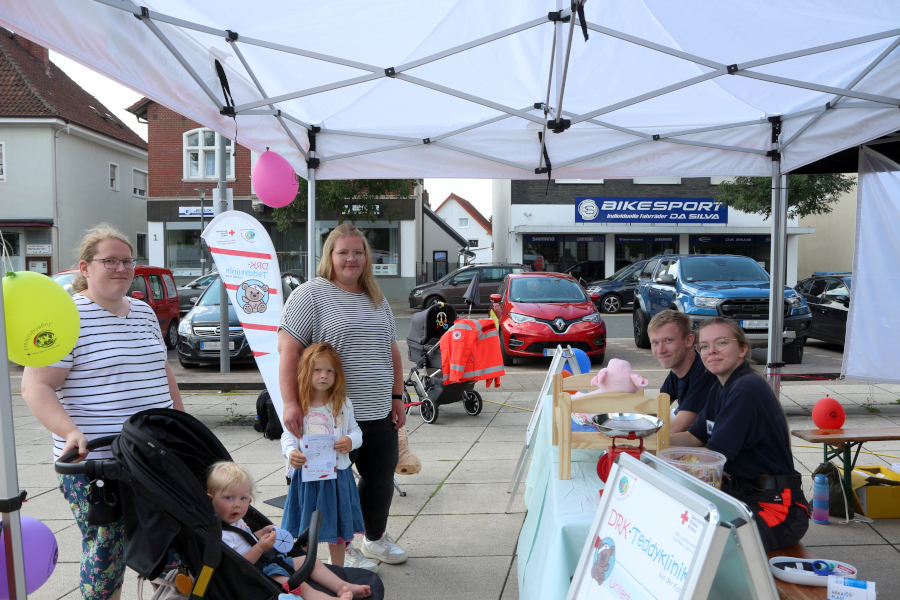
{"left": 791, "top": 427, "right": 900, "bottom": 509}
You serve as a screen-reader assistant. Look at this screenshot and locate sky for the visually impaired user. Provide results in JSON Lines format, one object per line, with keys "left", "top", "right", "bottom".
{"left": 51, "top": 52, "right": 495, "bottom": 218}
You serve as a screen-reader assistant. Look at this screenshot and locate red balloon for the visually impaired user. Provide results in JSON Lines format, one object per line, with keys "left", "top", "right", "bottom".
{"left": 812, "top": 396, "right": 845, "bottom": 430}
{"left": 252, "top": 150, "right": 299, "bottom": 208}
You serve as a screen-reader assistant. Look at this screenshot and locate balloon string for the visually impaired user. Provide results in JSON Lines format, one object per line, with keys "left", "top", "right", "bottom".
{"left": 0, "top": 230, "right": 13, "bottom": 274}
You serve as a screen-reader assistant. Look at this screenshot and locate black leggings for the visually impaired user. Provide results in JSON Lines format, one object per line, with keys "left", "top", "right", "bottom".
{"left": 350, "top": 416, "right": 398, "bottom": 541}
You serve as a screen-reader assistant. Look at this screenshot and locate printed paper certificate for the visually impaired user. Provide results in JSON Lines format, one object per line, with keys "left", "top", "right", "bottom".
{"left": 301, "top": 433, "right": 337, "bottom": 482}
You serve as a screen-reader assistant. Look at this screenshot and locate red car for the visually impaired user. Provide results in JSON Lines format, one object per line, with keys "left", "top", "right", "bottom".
{"left": 52, "top": 265, "right": 181, "bottom": 349}
{"left": 489, "top": 272, "right": 606, "bottom": 365}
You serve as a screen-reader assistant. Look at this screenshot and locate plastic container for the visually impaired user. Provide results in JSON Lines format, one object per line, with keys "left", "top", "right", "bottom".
{"left": 659, "top": 447, "right": 727, "bottom": 489}
{"left": 813, "top": 473, "right": 830, "bottom": 524}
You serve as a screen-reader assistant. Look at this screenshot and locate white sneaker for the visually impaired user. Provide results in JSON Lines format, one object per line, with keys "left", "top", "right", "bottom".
{"left": 344, "top": 545, "right": 379, "bottom": 573}
{"left": 361, "top": 532, "right": 408, "bottom": 564}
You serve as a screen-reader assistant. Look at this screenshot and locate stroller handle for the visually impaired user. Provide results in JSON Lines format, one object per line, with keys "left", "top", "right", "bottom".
{"left": 54, "top": 435, "right": 122, "bottom": 478}
{"left": 286, "top": 510, "right": 321, "bottom": 590}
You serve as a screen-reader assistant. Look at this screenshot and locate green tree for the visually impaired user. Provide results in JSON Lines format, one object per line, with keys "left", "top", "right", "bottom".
{"left": 714, "top": 174, "right": 855, "bottom": 219}
{"left": 272, "top": 179, "right": 416, "bottom": 231}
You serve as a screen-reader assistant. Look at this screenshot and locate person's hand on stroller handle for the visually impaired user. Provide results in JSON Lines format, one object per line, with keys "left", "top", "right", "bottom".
{"left": 289, "top": 449, "right": 306, "bottom": 468}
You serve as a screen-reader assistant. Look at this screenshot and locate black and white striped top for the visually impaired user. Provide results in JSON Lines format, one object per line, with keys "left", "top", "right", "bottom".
{"left": 51, "top": 294, "right": 173, "bottom": 459}
{"left": 280, "top": 277, "right": 397, "bottom": 422}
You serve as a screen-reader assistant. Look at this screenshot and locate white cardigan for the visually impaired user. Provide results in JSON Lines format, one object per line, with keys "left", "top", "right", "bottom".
{"left": 280, "top": 398, "right": 363, "bottom": 478}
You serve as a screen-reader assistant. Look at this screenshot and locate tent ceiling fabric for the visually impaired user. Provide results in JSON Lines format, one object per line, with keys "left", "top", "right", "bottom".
{"left": 3, "top": 0, "right": 900, "bottom": 180}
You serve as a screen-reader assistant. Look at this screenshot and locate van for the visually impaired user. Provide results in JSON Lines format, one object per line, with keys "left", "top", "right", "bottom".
{"left": 51, "top": 265, "right": 181, "bottom": 349}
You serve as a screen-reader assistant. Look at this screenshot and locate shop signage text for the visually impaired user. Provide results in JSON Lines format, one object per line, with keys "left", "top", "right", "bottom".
{"left": 575, "top": 197, "right": 727, "bottom": 224}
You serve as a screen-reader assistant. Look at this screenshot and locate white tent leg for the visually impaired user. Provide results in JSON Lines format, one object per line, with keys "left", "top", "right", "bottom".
{"left": 766, "top": 135, "right": 788, "bottom": 397}
{"left": 1, "top": 283, "right": 28, "bottom": 599}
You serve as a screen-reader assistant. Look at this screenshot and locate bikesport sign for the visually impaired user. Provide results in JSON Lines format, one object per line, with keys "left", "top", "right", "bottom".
{"left": 575, "top": 197, "right": 727, "bottom": 224}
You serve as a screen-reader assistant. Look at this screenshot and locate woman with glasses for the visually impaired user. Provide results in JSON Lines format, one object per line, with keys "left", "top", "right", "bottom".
{"left": 670, "top": 317, "right": 809, "bottom": 552}
{"left": 22, "top": 223, "right": 183, "bottom": 600}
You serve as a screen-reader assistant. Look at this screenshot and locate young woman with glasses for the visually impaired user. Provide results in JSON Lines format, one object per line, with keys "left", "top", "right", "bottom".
{"left": 670, "top": 317, "right": 810, "bottom": 552}
{"left": 21, "top": 223, "right": 183, "bottom": 600}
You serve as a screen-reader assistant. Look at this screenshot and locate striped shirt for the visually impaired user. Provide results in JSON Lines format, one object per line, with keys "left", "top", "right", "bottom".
{"left": 279, "top": 277, "right": 397, "bottom": 422}
{"left": 50, "top": 294, "right": 173, "bottom": 459}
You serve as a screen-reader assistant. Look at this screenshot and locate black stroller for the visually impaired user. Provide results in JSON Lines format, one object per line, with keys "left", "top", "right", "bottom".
{"left": 404, "top": 302, "right": 483, "bottom": 423}
{"left": 55, "top": 408, "right": 383, "bottom": 599}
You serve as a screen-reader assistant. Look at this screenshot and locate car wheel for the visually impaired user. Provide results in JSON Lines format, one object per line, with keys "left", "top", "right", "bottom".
{"left": 500, "top": 331, "right": 515, "bottom": 366}
{"left": 633, "top": 309, "right": 651, "bottom": 349}
{"left": 783, "top": 337, "right": 806, "bottom": 364}
{"left": 424, "top": 295, "right": 444, "bottom": 309}
{"left": 600, "top": 294, "right": 622, "bottom": 314}
{"left": 463, "top": 390, "right": 483, "bottom": 416}
{"left": 178, "top": 355, "right": 198, "bottom": 368}
{"left": 420, "top": 397, "right": 438, "bottom": 423}
{"left": 165, "top": 321, "right": 179, "bottom": 349}
{"left": 592, "top": 353, "right": 605, "bottom": 366}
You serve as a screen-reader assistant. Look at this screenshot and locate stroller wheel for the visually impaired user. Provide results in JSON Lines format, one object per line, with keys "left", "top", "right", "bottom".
{"left": 463, "top": 390, "right": 483, "bottom": 416}
{"left": 420, "top": 397, "right": 438, "bottom": 423}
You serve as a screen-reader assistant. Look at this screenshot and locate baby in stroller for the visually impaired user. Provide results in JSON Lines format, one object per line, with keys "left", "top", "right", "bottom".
{"left": 207, "top": 461, "right": 370, "bottom": 599}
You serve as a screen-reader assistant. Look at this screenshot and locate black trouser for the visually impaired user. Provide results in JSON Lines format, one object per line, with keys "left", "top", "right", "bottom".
{"left": 350, "top": 416, "right": 398, "bottom": 541}
{"left": 723, "top": 475, "right": 810, "bottom": 552}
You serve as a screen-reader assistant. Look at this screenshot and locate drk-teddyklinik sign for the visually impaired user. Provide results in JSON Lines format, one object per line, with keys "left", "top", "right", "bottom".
{"left": 575, "top": 198, "right": 727, "bottom": 224}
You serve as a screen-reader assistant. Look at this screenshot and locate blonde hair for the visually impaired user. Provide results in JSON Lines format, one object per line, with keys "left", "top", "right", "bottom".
{"left": 296, "top": 343, "right": 346, "bottom": 424}
{"left": 206, "top": 461, "right": 256, "bottom": 500}
{"left": 648, "top": 309, "right": 692, "bottom": 339}
{"left": 317, "top": 224, "right": 384, "bottom": 307}
{"left": 72, "top": 223, "right": 134, "bottom": 293}
{"left": 696, "top": 317, "right": 750, "bottom": 365}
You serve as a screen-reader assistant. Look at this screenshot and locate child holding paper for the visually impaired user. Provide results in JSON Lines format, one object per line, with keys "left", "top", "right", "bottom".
{"left": 282, "top": 343, "right": 365, "bottom": 567}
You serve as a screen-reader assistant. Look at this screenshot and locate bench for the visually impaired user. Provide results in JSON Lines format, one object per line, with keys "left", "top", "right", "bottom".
{"left": 767, "top": 543, "right": 826, "bottom": 600}
{"left": 791, "top": 427, "right": 900, "bottom": 510}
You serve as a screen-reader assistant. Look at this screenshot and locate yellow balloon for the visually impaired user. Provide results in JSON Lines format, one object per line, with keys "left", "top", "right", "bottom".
{"left": 3, "top": 271, "right": 80, "bottom": 367}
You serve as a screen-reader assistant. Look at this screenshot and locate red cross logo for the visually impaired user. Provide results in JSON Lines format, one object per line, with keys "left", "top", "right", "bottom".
{"left": 680, "top": 510, "right": 689, "bottom": 525}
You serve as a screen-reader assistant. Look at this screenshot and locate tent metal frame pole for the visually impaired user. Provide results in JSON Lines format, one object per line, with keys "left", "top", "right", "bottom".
{"left": 0, "top": 283, "right": 27, "bottom": 599}
{"left": 766, "top": 120, "right": 787, "bottom": 397}
{"left": 307, "top": 130, "right": 318, "bottom": 283}
{"left": 217, "top": 134, "right": 231, "bottom": 374}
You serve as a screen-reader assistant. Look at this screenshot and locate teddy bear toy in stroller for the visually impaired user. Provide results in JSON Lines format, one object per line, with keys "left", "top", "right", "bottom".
{"left": 404, "top": 302, "right": 483, "bottom": 423}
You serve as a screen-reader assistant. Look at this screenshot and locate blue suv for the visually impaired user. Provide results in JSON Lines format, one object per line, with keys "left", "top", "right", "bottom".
{"left": 632, "top": 254, "right": 812, "bottom": 363}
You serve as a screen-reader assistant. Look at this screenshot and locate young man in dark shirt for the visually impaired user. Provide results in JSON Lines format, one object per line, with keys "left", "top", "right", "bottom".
{"left": 648, "top": 310, "right": 718, "bottom": 433}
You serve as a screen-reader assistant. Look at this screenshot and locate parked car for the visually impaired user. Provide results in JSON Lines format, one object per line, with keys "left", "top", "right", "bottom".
{"left": 176, "top": 271, "right": 304, "bottom": 367}
{"left": 584, "top": 259, "right": 648, "bottom": 313}
{"left": 795, "top": 272, "right": 852, "bottom": 345}
{"left": 489, "top": 272, "right": 606, "bottom": 365}
{"left": 177, "top": 270, "right": 220, "bottom": 316}
{"left": 631, "top": 254, "right": 812, "bottom": 363}
{"left": 408, "top": 263, "right": 529, "bottom": 310}
{"left": 52, "top": 265, "right": 180, "bottom": 349}
{"left": 563, "top": 260, "right": 605, "bottom": 284}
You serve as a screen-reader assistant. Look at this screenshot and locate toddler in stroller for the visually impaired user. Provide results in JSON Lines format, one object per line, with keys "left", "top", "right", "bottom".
{"left": 55, "top": 408, "right": 383, "bottom": 600}
{"left": 404, "top": 302, "right": 483, "bottom": 423}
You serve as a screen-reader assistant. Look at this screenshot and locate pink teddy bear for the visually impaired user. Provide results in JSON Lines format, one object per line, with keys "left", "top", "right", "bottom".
{"left": 572, "top": 359, "right": 648, "bottom": 426}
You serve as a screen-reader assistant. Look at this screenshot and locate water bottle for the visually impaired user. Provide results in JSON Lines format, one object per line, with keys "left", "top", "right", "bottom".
{"left": 812, "top": 474, "right": 829, "bottom": 524}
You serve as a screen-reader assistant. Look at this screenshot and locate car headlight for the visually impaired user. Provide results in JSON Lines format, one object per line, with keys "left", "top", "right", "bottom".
{"left": 509, "top": 312, "right": 536, "bottom": 324}
{"left": 786, "top": 294, "right": 803, "bottom": 309}
{"left": 178, "top": 320, "right": 191, "bottom": 335}
{"left": 693, "top": 297, "right": 725, "bottom": 308}
{"left": 413, "top": 289, "right": 424, "bottom": 296}
{"left": 585, "top": 286, "right": 600, "bottom": 294}
{"left": 580, "top": 313, "right": 601, "bottom": 322}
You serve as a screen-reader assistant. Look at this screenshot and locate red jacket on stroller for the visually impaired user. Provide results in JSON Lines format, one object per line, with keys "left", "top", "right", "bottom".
{"left": 440, "top": 318, "right": 505, "bottom": 387}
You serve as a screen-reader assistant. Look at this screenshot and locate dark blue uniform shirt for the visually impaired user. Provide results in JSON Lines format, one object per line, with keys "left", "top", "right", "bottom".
{"left": 688, "top": 363, "right": 796, "bottom": 481}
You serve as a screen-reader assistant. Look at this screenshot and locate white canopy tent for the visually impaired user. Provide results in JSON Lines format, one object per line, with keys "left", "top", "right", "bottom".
{"left": 3, "top": 1, "right": 900, "bottom": 595}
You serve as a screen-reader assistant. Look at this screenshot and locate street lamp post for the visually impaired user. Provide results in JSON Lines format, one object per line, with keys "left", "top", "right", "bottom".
{"left": 194, "top": 187, "right": 208, "bottom": 275}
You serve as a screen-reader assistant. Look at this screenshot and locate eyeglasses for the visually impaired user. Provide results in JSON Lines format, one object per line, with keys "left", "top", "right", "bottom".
{"left": 89, "top": 258, "right": 137, "bottom": 270}
{"left": 696, "top": 337, "right": 737, "bottom": 353}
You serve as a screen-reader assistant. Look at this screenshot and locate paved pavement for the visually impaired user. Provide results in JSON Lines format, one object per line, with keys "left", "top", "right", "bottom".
{"left": 7, "top": 302, "right": 900, "bottom": 598}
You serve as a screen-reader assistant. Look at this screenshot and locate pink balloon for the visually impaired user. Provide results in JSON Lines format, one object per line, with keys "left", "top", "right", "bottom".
{"left": 252, "top": 150, "right": 299, "bottom": 208}
{"left": 0, "top": 516, "right": 58, "bottom": 596}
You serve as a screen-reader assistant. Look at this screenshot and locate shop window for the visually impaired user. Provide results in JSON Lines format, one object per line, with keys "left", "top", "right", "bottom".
{"left": 688, "top": 235, "right": 771, "bottom": 271}
{"left": 184, "top": 128, "right": 234, "bottom": 180}
{"left": 133, "top": 169, "right": 147, "bottom": 197}
{"left": 0, "top": 142, "right": 5, "bottom": 181}
{"left": 165, "top": 228, "right": 203, "bottom": 277}
{"left": 523, "top": 234, "right": 604, "bottom": 274}
{"left": 614, "top": 235, "right": 676, "bottom": 271}
{"left": 318, "top": 224, "right": 400, "bottom": 276}
{"left": 1, "top": 231, "right": 19, "bottom": 256}
{"left": 136, "top": 233, "right": 147, "bottom": 261}
{"left": 109, "top": 163, "right": 119, "bottom": 191}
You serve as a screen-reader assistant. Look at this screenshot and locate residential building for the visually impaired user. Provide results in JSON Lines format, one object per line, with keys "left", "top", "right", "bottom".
{"left": 433, "top": 192, "right": 492, "bottom": 264}
{"left": 0, "top": 29, "right": 148, "bottom": 274}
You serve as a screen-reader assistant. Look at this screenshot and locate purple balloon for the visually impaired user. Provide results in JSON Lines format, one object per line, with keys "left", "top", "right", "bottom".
{"left": 0, "top": 516, "right": 58, "bottom": 596}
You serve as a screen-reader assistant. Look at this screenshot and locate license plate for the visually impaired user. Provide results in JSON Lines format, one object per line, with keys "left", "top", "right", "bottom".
{"left": 740, "top": 319, "right": 768, "bottom": 329}
{"left": 201, "top": 341, "right": 235, "bottom": 351}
